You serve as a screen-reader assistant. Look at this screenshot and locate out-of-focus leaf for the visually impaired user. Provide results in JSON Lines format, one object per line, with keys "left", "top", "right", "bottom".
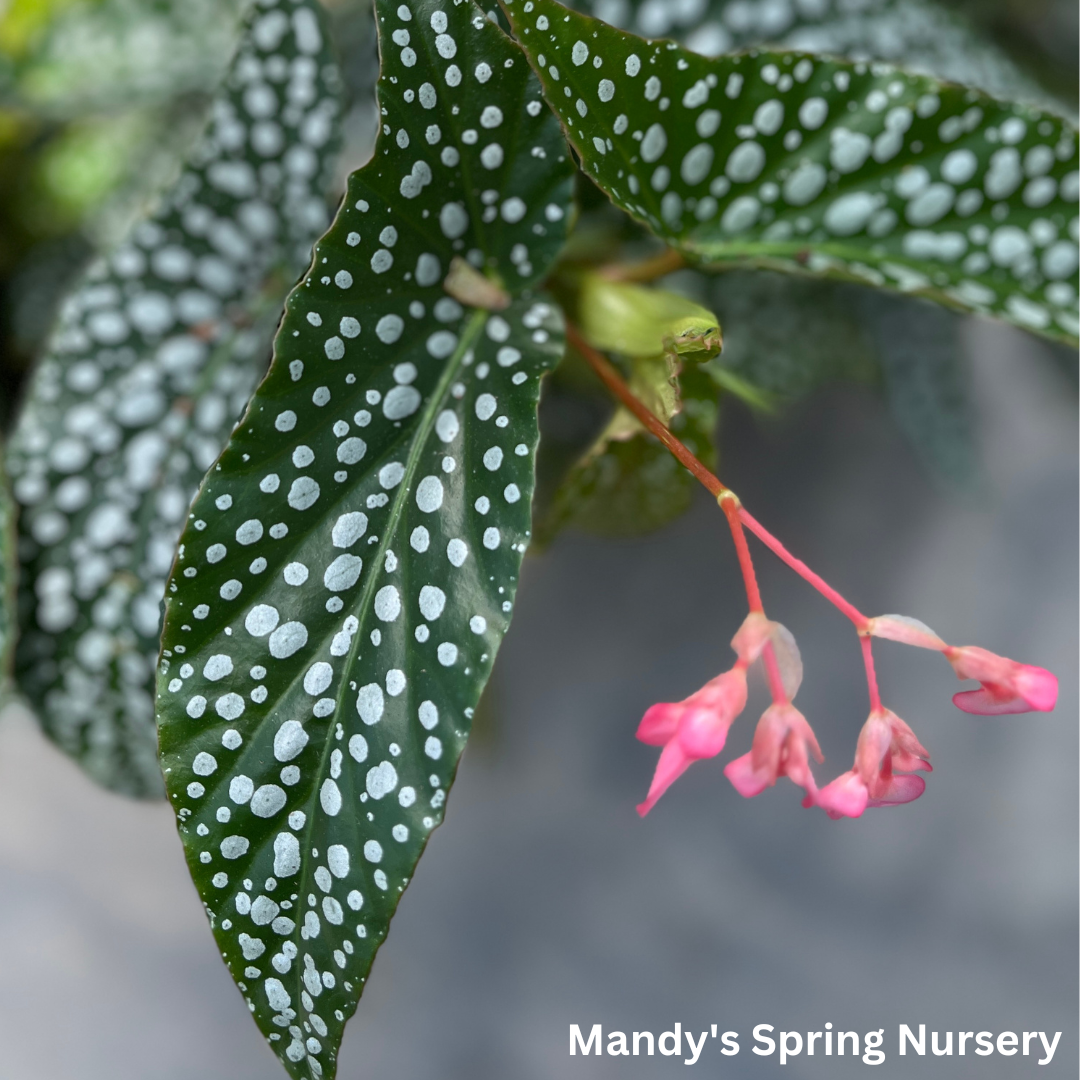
{"left": 154, "top": 0, "right": 574, "bottom": 1075}
{"left": 569, "top": 0, "right": 1056, "bottom": 108}
{"left": 7, "top": 0, "right": 246, "bottom": 116}
{"left": 699, "top": 269, "right": 879, "bottom": 397}
{"left": 6, "top": 0, "right": 343, "bottom": 797}
{"left": 855, "top": 290, "right": 976, "bottom": 485}
{"left": 505, "top": 0, "right": 1079, "bottom": 345}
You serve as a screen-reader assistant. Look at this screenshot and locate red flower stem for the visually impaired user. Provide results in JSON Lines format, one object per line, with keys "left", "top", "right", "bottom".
{"left": 761, "top": 645, "right": 788, "bottom": 706}
{"left": 722, "top": 498, "right": 788, "bottom": 705}
{"left": 566, "top": 323, "right": 726, "bottom": 498}
{"left": 721, "top": 497, "right": 762, "bottom": 612}
{"left": 567, "top": 322, "right": 871, "bottom": 631}
{"left": 861, "top": 636, "right": 883, "bottom": 713}
{"left": 736, "top": 509, "right": 870, "bottom": 630}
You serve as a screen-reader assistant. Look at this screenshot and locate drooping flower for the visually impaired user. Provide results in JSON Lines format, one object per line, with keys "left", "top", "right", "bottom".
{"left": 724, "top": 703, "right": 822, "bottom": 799}
{"left": 946, "top": 645, "right": 1058, "bottom": 715}
{"left": 636, "top": 613, "right": 774, "bottom": 816}
{"left": 867, "top": 615, "right": 1058, "bottom": 716}
{"left": 812, "top": 708, "right": 931, "bottom": 820}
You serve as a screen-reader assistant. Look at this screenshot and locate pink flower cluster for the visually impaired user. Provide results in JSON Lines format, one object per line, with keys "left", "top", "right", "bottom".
{"left": 636, "top": 612, "right": 1057, "bottom": 820}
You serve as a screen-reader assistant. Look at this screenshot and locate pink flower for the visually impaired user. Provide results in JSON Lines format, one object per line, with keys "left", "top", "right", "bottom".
{"left": 723, "top": 703, "right": 822, "bottom": 799}
{"left": 946, "top": 645, "right": 1058, "bottom": 715}
{"left": 635, "top": 613, "right": 776, "bottom": 816}
{"left": 813, "top": 770, "right": 870, "bottom": 820}
{"left": 811, "top": 708, "right": 930, "bottom": 820}
{"left": 868, "top": 616, "right": 1059, "bottom": 715}
{"left": 636, "top": 666, "right": 748, "bottom": 816}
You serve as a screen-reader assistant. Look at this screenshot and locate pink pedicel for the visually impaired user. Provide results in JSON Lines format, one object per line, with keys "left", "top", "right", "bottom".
{"left": 724, "top": 703, "right": 822, "bottom": 799}
{"left": 946, "top": 645, "right": 1059, "bottom": 715}
{"left": 810, "top": 709, "right": 931, "bottom": 820}
{"left": 636, "top": 613, "right": 778, "bottom": 816}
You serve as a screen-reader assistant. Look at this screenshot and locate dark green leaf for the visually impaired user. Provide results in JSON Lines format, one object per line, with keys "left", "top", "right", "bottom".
{"left": 703, "top": 268, "right": 879, "bottom": 396}
{"left": 569, "top": 0, "right": 1053, "bottom": 107}
{"left": 6, "top": 0, "right": 343, "bottom": 796}
{"left": 155, "top": 0, "right": 574, "bottom": 1075}
{"left": 503, "top": 0, "right": 1080, "bottom": 344}
{"left": 542, "top": 359, "right": 718, "bottom": 537}
{"left": 855, "top": 290, "right": 976, "bottom": 486}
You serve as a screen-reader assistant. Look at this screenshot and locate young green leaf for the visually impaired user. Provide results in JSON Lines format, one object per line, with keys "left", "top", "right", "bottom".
{"left": 6, "top": 0, "right": 343, "bottom": 796}
{"left": 503, "top": 0, "right": 1079, "bottom": 344}
{"left": 155, "top": 1, "right": 573, "bottom": 1076}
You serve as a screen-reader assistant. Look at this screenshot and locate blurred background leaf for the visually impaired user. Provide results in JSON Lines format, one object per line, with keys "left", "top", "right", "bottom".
{"left": 0, "top": 0, "right": 379, "bottom": 403}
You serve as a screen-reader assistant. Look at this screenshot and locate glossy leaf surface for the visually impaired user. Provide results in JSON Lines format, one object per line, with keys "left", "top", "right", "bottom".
{"left": 7, "top": 0, "right": 342, "bottom": 796}
{"left": 155, "top": 0, "right": 573, "bottom": 1075}
{"left": 503, "top": 0, "right": 1079, "bottom": 344}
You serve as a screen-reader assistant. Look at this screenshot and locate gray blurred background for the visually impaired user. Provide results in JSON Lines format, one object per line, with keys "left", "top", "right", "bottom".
{"left": 0, "top": 313, "right": 1075, "bottom": 1078}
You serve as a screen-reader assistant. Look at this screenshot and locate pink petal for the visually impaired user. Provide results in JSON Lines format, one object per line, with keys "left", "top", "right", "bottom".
{"left": 882, "top": 710, "right": 931, "bottom": 770}
{"left": 637, "top": 741, "right": 694, "bottom": 817}
{"left": 768, "top": 622, "right": 804, "bottom": 699}
{"left": 724, "top": 752, "right": 772, "bottom": 798}
{"left": 749, "top": 703, "right": 790, "bottom": 773}
{"left": 731, "top": 612, "right": 773, "bottom": 665}
{"left": 948, "top": 649, "right": 1057, "bottom": 712}
{"left": 854, "top": 713, "right": 892, "bottom": 786}
{"left": 868, "top": 614, "right": 946, "bottom": 651}
{"left": 1013, "top": 664, "right": 1058, "bottom": 711}
{"left": 676, "top": 704, "right": 735, "bottom": 758}
{"left": 948, "top": 645, "right": 1013, "bottom": 685}
{"left": 813, "top": 771, "right": 869, "bottom": 820}
{"left": 675, "top": 668, "right": 747, "bottom": 759}
{"left": 867, "top": 773, "right": 926, "bottom": 807}
{"left": 952, "top": 688, "right": 1031, "bottom": 715}
{"left": 637, "top": 701, "right": 683, "bottom": 746}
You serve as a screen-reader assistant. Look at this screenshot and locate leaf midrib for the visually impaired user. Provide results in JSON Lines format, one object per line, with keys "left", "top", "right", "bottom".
{"left": 285, "top": 306, "right": 487, "bottom": 1009}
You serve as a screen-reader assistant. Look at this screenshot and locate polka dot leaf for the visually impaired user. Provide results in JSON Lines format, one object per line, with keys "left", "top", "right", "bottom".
{"left": 6, "top": 0, "right": 343, "bottom": 797}
{"left": 568, "top": 0, "right": 1053, "bottom": 110}
{"left": 155, "top": 1, "right": 573, "bottom": 1077}
{"left": 503, "top": 0, "right": 1079, "bottom": 344}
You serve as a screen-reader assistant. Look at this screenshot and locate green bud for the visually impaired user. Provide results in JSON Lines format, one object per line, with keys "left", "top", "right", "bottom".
{"left": 577, "top": 274, "right": 723, "bottom": 362}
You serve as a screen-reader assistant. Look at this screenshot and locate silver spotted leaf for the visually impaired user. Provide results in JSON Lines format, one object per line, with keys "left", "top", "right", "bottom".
{"left": 155, "top": 0, "right": 573, "bottom": 1075}
{"left": 9, "top": 0, "right": 247, "bottom": 117}
{"left": 6, "top": 0, "right": 343, "bottom": 797}
{"left": 503, "top": 0, "right": 1080, "bottom": 344}
{"left": 569, "top": 0, "right": 1053, "bottom": 109}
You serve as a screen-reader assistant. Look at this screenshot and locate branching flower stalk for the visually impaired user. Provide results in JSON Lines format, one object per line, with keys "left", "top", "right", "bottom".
{"left": 564, "top": 322, "right": 1058, "bottom": 820}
